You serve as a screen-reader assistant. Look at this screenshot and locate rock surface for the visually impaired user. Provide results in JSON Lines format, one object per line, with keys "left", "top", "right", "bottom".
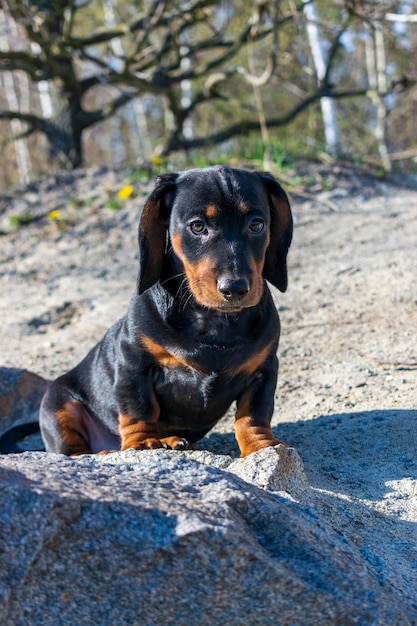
{"left": 0, "top": 449, "right": 413, "bottom": 626}
{"left": 0, "top": 367, "right": 47, "bottom": 431}
{"left": 1, "top": 163, "right": 417, "bottom": 624}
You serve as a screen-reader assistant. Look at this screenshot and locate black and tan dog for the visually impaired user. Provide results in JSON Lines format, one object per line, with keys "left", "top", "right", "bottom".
{"left": 8, "top": 166, "right": 293, "bottom": 457}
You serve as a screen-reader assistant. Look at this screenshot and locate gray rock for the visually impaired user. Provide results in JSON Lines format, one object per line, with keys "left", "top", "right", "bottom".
{"left": 0, "top": 449, "right": 412, "bottom": 626}
{"left": 0, "top": 367, "right": 47, "bottom": 432}
{"left": 228, "top": 444, "right": 311, "bottom": 502}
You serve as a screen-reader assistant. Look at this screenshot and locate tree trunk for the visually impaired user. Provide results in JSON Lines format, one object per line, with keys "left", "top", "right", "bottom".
{"left": 303, "top": 1, "right": 339, "bottom": 154}
{"left": 365, "top": 20, "right": 391, "bottom": 171}
{"left": 0, "top": 11, "right": 32, "bottom": 184}
{"left": 102, "top": 0, "right": 153, "bottom": 161}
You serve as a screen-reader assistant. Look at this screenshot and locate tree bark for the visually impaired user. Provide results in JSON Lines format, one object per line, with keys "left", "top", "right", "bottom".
{"left": 0, "top": 11, "right": 32, "bottom": 183}
{"left": 303, "top": 0, "right": 339, "bottom": 154}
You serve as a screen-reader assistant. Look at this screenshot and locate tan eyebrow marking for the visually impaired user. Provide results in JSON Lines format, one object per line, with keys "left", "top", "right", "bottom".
{"left": 205, "top": 205, "right": 217, "bottom": 219}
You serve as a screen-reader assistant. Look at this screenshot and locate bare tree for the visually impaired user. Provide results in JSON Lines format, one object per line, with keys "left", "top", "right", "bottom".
{"left": 344, "top": 0, "right": 417, "bottom": 169}
{"left": 0, "top": 0, "right": 416, "bottom": 174}
{"left": 1, "top": 0, "right": 285, "bottom": 167}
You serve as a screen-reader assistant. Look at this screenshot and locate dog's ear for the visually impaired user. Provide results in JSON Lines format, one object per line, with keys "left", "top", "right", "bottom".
{"left": 137, "top": 173, "right": 178, "bottom": 294}
{"left": 257, "top": 172, "right": 293, "bottom": 292}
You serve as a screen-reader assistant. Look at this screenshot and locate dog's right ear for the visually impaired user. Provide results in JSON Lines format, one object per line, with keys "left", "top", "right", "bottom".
{"left": 137, "top": 173, "right": 178, "bottom": 294}
{"left": 256, "top": 172, "right": 293, "bottom": 292}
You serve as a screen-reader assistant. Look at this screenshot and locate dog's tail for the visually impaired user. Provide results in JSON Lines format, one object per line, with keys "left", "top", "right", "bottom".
{"left": 0, "top": 422, "right": 43, "bottom": 454}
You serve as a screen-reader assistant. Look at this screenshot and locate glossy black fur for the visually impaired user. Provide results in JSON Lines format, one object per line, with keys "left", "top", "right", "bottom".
{"left": 40, "top": 286, "right": 282, "bottom": 453}
{"left": 1, "top": 166, "right": 293, "bottom": 455}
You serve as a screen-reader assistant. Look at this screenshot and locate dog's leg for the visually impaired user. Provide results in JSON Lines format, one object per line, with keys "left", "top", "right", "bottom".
{"left": 159, "top": 436, "right": 190, "bottom": 450}
{"left": 119, "top": 416, "right": 162, "bottom": 450}
{"left": 40, "top": 399, "right": 93, "bottom": 455}
{"left": 119, "top": 415, "right": 190, "bottom": 451}
{"left": 234, "top": 375, "right": 286, "bottom": 457}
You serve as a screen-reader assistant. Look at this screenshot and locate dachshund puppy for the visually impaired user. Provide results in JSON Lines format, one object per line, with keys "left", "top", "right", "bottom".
{"left": 39, "top": 166, "right": 293, "bottom": 456}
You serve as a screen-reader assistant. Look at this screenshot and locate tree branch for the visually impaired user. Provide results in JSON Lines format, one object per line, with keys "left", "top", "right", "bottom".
{"left": 0, "top": 50, "right": 44, "bottom": 79}
{"left": 162, "top": 82, "right": 412, "bottom": 155}
{"left": 79, "top": 91, "right": 139, "bottom": 129}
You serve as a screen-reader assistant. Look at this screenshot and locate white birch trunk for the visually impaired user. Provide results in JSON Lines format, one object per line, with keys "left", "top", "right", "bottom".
{"left": 0, "top": 11, "right": 32, "bottom": 184}
{"left": 303, "top": 1, "right": 339, "bottom": 154}
{"left": 102, "top": 0, "right": 152, "bottom": 160}
{"left": 180, "top": 45, "right": 194, "bottom": 141}
{"left": 30, "top": 43, "right": 54, "bottom": 119}
{"left": 365, "top": 21, "right": 391, "bottom": 171}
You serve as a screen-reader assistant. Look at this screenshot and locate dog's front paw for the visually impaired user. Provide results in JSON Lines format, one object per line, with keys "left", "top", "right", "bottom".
{"left": 239, "top": 437, "right": 288, "bottom": 457}
{"left": 121, "top": 437, "right": 189, "bottom": 451}
{"left": 160, "top": 436, "right": 190, "bottom": 450}
{"left": 122, "top": 437, "right": 166, "bottom": 451}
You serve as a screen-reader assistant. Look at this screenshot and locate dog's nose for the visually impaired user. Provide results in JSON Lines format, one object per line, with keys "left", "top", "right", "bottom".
{"left": 217, "top": 277, "right": 250, "bottom": 301}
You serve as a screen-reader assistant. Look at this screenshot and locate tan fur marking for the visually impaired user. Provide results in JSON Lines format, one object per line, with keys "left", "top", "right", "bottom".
{"left": 119, "top": 416, "right": 190, "bottom": 451}
{"left": 160, "top": 435, "right": 189, "bottom": 449}
{"left": 235, "top": 395, "right": 286, "bottom": 457}
{"left": 141, "top": 335, "right": 196, "bottom": 370}
{"left": 119, "top": 414, "right": 161, "bottom": 451}
{"left": 232, "top": 342, "right": 274, "bottom": 377}
{"left": 235, "top": 414, "right": 286, "bottom": 457}
{"left": 56, "top": 400, "right": 92, "bottom": 455}
{"left": 172, "top": 233, "right": 220, "bottom": 306}
{"left": 205, "top": 204, "right": 217, "bottom": 219}
{"left": 172, "top": 232, "right": 264, "bottom": 310}
{"left": 172, "top": 231, "right": 183, "bottom": 256}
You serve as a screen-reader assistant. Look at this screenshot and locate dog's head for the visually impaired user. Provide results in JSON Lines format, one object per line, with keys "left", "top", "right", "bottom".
{"left": 138, "top": 166, "right": 292, "bottom": 312}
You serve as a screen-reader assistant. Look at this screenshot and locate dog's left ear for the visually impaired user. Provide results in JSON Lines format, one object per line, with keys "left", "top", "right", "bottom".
{"left": 137, "top": 173, "right": 178, "bottom": 294}
{"left": 257, "top": 172, "right": 293, "bottom": 292}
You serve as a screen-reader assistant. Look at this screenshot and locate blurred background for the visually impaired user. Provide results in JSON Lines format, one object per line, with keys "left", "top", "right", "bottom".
{"left": 1, "top": 0, "right": 417, "bottom": 190}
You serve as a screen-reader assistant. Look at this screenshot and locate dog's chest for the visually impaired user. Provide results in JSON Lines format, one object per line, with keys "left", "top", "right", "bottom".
{"left": 153, "top": 362, "right": 245, "bottom": 424}
{"left": 141, "top": 294, "right": 277, "bottom": 425}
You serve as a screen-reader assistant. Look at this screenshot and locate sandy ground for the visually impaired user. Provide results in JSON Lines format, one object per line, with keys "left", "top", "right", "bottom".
{"left": 0, "top": 163, "right": 416, "bottom": 614}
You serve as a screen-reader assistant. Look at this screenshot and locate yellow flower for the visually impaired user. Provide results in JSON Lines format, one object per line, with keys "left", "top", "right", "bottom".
{"left": 117, "top": 185, "right": 135, "bottom": 200}
{"left": 151, "top": 155, "right": 163, "bottom": 166}
{"left": 47, "top": 210, "right": 61, "bottom": 220}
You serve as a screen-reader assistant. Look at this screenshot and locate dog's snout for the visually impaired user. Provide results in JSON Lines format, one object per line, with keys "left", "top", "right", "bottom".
{"left": 217, "top": 277, "right": 250, "bottom": 301}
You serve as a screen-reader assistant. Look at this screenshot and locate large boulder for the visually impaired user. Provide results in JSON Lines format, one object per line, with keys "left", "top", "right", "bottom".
{"left": 0, "top": 448, "right": 410, "bottom": 626}
{"left": 0, "top": 367, "right": 47, "bottom": 433}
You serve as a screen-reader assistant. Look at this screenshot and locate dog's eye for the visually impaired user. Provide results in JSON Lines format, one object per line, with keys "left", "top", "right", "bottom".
{"left": 248, "top": 218, "right": 265, "bottom": 233}
{"left": 190, "top": 220, "right": 207, "bottom": 235}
